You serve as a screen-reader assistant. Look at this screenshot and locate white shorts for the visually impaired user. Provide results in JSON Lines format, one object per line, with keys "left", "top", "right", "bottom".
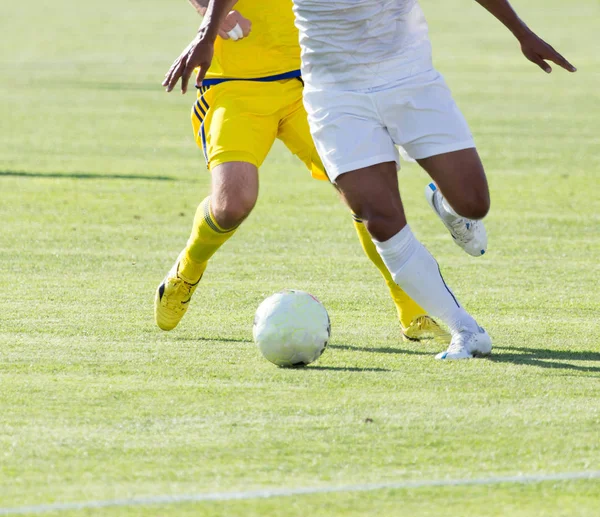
{"left": 303, "top": 69, "right": 475, "bottom": 182}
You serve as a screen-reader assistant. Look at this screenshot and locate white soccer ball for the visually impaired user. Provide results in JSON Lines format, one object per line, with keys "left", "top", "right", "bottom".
{"left": 253, "top": 290, "right": 331, "bottom": 367}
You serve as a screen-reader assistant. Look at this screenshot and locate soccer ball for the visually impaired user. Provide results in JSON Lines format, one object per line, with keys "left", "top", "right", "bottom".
{"left": 253, "top": 290, "right": 331, "bottom": 367}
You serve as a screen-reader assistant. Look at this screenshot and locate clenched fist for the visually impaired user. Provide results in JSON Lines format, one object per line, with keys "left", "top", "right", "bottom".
{"left": 218, "top": 10, "right": 252, "bottom": 41}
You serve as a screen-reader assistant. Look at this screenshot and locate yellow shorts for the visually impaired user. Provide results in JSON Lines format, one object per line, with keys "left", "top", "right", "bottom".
{"left": 191, "top": 78, "right": 327, "bottom": 180}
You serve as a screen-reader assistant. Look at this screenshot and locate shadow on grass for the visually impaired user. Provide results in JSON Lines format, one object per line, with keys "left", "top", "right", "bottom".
{"left": 40, "top": 80, "right": 161, "bottom": 92}
{"left": 330, "top": 343, "right": 432, "bottom": 356}
{"left": 307, "top": 365, "right": 391, "bottom": 372}
{"left": 174, "top": 336, "right": 251, "bottom": 344}
{"left": 490, "top": 346, "right": 600, "bottom": 373}
{"left": 172, "top": 338, "right": 392, "bottom": 371}
{"left": 80, "top": 81, "right": 161, "bottom": 92}
{"left": 0, "top": 170, "right": 176, "bottom": 181}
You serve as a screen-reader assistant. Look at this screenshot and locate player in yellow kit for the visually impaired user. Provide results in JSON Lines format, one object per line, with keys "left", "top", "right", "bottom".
{"left": 155, "top": 0, "right": 448, "bottom": 342}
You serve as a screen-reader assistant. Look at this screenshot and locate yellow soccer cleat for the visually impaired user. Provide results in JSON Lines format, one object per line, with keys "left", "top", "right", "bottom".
{"left": 402, "top": 315, "right": 450, "bottom": 344}
{"left": 154, "top": 258, "right": 201, "bottom": 331}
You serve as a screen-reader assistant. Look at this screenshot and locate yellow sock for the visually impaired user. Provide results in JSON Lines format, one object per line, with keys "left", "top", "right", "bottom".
{"left": 179, "top": 197, "right": 239, "bottom": 283}
{"left": 352, "top": 215, "right": 426, "bottom": 329}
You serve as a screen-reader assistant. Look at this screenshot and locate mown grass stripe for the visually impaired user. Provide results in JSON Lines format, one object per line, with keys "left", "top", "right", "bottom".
{"left": 1, "top": 471, "right": 599, "bottom": 515}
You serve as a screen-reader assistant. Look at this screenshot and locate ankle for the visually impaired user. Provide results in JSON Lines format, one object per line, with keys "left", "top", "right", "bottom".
{"left": 179, "top": 252, "right": 206, "bottom": 283}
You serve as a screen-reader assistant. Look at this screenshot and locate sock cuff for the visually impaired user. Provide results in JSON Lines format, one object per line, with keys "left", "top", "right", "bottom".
{"left": 373, "top": 225, "right": 419, "bottom": 270}
{"left": 201, "top": 197, "right": 238, "bottom": 234}
{"left": 373, "top": 224, "right": 414, "bottom": 250}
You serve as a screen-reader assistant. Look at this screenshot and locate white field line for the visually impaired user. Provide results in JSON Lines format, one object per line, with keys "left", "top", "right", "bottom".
{"left": 1, "top": 471, "right": 599, "bottom": 515}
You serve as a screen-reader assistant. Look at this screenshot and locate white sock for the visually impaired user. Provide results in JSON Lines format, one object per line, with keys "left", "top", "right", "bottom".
{"left": 374, "top": 225, "right": 478, "bottom": 334}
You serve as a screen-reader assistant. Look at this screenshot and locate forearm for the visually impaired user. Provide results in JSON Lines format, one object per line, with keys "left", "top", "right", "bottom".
{"left": 474, "top": 0, "right": 532, "bottom": 41}
{"left": 197, "top": 0, "right": 237, "bottom": 41}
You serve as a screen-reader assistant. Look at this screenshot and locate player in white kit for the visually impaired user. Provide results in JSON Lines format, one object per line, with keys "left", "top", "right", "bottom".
{"left": 291, "top": 0, "right": 575, "bottom": 359}
{"left": 173, "top": 0, "right": 575, "bottom": 359}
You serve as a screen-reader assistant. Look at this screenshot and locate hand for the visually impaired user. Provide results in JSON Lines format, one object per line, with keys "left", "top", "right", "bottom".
{"left": 162, "top": 36, "right": 214, "bottom": 94}
{"left": 218, "top": 10, "right": 252, "bottom": 41}
{"left": 519, "top": 31, "right": 576, "bottom": 74}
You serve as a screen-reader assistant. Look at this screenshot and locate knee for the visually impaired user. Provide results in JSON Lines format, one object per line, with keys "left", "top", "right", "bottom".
{"left": 361, "top": 211, "right": 405, "bottom": 242}
{"left": 211, "top": 191, "right": 257, "bottom": 229}
{"left": 452, "top": 188, "right": 490, "bottom": 220}
{"left": 464, "top": 193, "right": 490, "bottom": 219}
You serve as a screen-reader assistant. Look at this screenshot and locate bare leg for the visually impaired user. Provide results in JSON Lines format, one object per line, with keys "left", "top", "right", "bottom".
{"left": 180, "top": 161, "right": 259, "bottom": 281}
{"left": 334, "top": 161, "right": 485, "bottom": 343}
{"left": 418, "top": 148, "right": 490, "bottom": 220}
{"left": 155, "top": 161, "right": 259, "bottom": 331}
{"left": 210, "top": 161, "right": 259, "bottom": 229}
{"left": 335, "top": 162, "right": 406, "bottom": 241}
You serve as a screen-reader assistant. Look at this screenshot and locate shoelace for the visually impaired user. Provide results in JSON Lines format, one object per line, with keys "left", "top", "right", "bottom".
{"left": 445, "top": 340, "right": 466, "bottom": 354}
{"left": 411, "top": 316, "right": 438, "bottom": 333}
{"left": 419, "top": 316, "right": 445, "bottom": 331}
{"left": 414, "top": 316, "right": 429, "bottom": 330}
{"left": 448, "top": 218, "right": 477, "bottom": 242}
{"left": 408, "top": 316, "right": 449, "bottom": 341}
{"left": 445, "top": 327, "right": 477, "bottom": 353}
{"left": 163, "top": 277, "right": 193, "bottom": 312}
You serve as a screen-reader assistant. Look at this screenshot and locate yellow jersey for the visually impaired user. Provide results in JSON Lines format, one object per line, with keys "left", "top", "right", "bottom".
{"left": 204, "top": 0, "right": 301, "bottom": 81}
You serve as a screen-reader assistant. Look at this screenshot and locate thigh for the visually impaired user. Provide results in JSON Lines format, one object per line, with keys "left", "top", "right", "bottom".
{"left": 417, "top": 147, "right": 490, "bottom": 218}
{"left": 191, "top": 82, "right": 279, "bottom": 170}
{"left": 302, "top": 88, "right": 399, "bottom": 183}
{"left": 211, "top": 161, "right": 259, "bottom": 207}
{"left": 380, "top": 69, "right": 475, "bottom": 162}
{"left": 335, "top": 161, "right": 407, "bottom": 241}
{"left": 209, "top": 161, "right": 260, "bottom": 229}
{"left": 378, "top": 70, "right": 489, "bottom": 217}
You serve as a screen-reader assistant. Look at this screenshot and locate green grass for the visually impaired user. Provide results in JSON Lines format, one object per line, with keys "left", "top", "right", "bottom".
{"left": 1, "top": 0, "right": 599, "bottom": 515}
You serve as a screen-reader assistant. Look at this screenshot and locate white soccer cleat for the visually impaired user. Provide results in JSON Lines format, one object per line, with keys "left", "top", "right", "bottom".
{"left": 425, "top": 183, "right": 487, "bottom": 257}
{"left": 435, "top": 327, "right": 492, "bottom": 360}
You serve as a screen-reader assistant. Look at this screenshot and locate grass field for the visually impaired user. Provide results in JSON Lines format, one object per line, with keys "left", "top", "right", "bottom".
{"left": 1, "top": 0, "right": 599, "bottom": 515}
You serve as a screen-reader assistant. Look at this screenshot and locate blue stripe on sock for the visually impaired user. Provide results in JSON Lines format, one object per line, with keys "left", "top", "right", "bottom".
{"left": 436, "top": 264, "right": 460, "bottom": 308}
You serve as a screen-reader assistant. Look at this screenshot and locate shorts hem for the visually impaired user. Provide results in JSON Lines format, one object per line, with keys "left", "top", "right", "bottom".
{"left": 310, "top": 159, "right": 329, "bottom": 181}
{"left": 407, "top": 140, "right": 476, "bottom": 160}
{"left": 325, "top": 154, "right": 400, "bottom": 182}
{"left": 207, "top": 151, "right": 261, "bottom": 171}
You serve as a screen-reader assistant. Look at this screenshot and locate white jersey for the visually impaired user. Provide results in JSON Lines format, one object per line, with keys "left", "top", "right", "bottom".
{"left": 293, "top": 0, "right": 433, "bottom": 91}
